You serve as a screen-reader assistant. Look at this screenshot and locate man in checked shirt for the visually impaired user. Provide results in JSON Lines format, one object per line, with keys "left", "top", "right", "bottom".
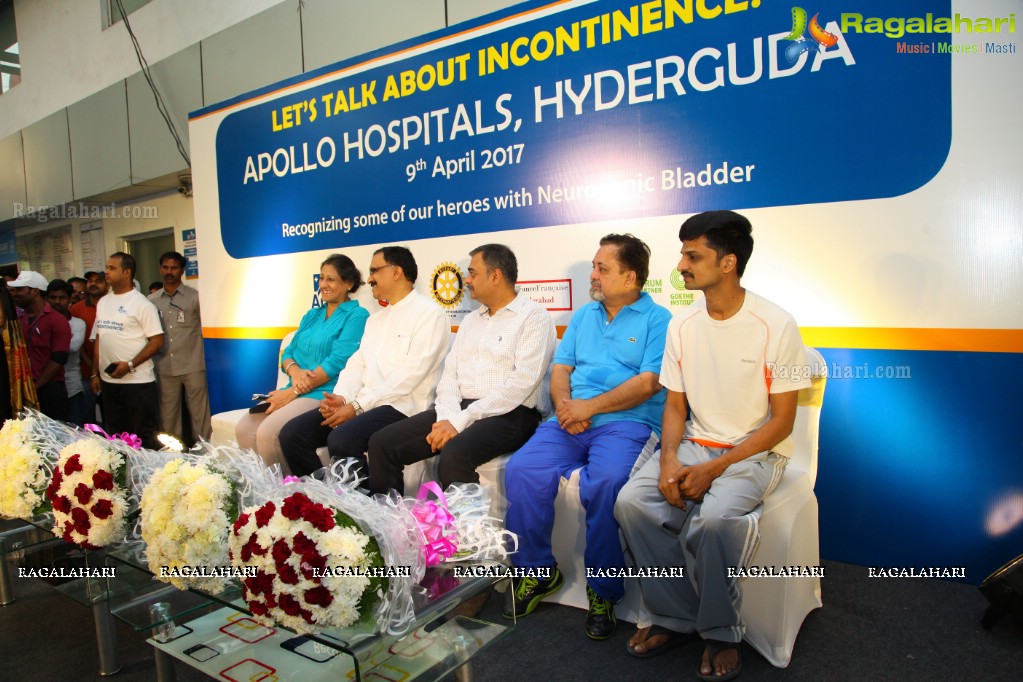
{"left": 365, "top": 243, "right": 557, "bottom": 495}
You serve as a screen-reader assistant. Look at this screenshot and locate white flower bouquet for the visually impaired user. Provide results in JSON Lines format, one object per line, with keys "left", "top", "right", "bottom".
{"left": 0, "top": 411, "right": 82, "bottom": 519}
{"left": 140, "top": 458, "right": 238, "bottom": 593}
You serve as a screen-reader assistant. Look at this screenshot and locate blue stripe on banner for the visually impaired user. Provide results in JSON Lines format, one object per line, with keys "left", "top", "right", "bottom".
{"left": 204, "top": 338, "right": 286, "bottom": 414}
{"left": 816, "top": 348, "right": 1023, "bottom": 584}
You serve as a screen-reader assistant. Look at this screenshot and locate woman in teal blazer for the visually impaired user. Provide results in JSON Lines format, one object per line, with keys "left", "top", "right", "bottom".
{"left": 236, "top": 253, "right": 369, "bottom": 473}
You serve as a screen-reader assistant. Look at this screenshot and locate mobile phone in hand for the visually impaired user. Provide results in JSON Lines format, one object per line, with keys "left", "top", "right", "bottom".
{"left": 104, "top": 363, "right": 119, "bottom": 376}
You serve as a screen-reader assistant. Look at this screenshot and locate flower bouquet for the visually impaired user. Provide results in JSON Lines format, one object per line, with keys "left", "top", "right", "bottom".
{"left": 228, "top": 461, "right": 515, "bottom": 639}
{"left": 45, "top": 436, "right": 132, "bottom": 549}
{"left": 0, "top": 410, "right": 83, "bottom": 519}
{"left": 140, "top": 458, "right": 239, "bottom": 593}
{"left": 230, "top": 489, "right": 389, "bottom": 634}
{"left": 132, "top": 440, "right": 282, "bottom": 592}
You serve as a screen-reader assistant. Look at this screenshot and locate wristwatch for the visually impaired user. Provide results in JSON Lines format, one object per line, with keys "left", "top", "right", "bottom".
{"left": 350, "top": 401, "right": 364, "bottom": 416}
{"left": 127, "top": 361, "right": 136, "bottom": 374}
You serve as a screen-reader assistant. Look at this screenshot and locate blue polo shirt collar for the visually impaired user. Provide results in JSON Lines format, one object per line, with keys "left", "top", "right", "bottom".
{"left": 599, "top": 291, "right": 654, "bottom": 318}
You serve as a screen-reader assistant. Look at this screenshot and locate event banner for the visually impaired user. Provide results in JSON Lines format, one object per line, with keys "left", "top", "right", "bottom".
{"left": 209, "top": 0, "right": 956, "bottom": 258}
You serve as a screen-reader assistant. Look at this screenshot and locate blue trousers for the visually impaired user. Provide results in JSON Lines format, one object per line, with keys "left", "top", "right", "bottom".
{"left": 505, "top": 420, "right": 656, "bottom": 602}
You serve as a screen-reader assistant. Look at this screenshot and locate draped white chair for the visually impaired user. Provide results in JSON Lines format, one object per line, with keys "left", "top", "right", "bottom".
{"left": 210, "top": 331, "right": 295, "bottom": 446}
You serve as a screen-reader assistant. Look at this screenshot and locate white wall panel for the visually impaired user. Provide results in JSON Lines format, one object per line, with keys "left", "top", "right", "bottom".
{"left": 201, "top": 1, "right": 303, "bottom": 106}
{"left": 0, "top": 0, "right": 287, "bottom": 139}
{"left": 68, "top": 82, "right": 131, "bottom": 199}
{"left": 0, "top": 132, "right": 27, "bottom": 221}
{"left": 446, "top": 0, "right": 524, "bottom": 26}
{"left": 22, "top": 110, "right": 72, "bottom": 208}
{"left": 301, "top": 0, "right": 445, "bottom": 73}
{"left": 127, "top": 44, "right": 202, "bottom": 181}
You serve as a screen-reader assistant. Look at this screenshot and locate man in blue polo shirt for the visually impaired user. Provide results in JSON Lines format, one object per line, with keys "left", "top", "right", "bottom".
{"left": 503, "top": 233, "right": 671, "bottom": 640}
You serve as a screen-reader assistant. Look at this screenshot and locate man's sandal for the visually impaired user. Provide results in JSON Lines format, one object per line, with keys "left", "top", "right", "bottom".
{"left": 696, "top": 640, "right": 743, "bottom": 681}
{"left": 625, "top": 625, "right": 698, "bottom": 659}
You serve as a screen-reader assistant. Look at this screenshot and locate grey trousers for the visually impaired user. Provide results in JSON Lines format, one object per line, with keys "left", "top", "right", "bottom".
{"left": 615, "top": 441, "right": 786, "bottom": 643}
{"left": 158, "top": 370, "right": 212, "bottom": 443}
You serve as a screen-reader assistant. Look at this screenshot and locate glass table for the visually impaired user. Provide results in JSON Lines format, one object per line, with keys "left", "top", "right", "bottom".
{"left": 105, "top": 544, "right": 510, "bottom": 681}
{"left": 1, "top": 514, "right": 130, "bottom": 674}
{"left": 0, "top": 516, "right": 66, "bottom": 605}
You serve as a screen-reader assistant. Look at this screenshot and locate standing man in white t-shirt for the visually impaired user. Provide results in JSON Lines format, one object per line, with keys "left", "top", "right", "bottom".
{"left": 615, "top": 211, "right": 811, "bottom": 680}
{"left": 90, "top": 252, "right": 164, "bottom": 449}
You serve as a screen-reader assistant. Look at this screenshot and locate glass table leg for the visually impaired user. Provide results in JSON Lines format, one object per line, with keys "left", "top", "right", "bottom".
{"left": 93, "top": 601, "right": 122, "bottom": 676}
{"left": 0, "top": 555, "right": 12, "bottom": 606}
{"left": 154, "top": 648, "right": 177, "bottom": 682}
{"left": 454, "top": 662, "right": 475, "bottom": 682}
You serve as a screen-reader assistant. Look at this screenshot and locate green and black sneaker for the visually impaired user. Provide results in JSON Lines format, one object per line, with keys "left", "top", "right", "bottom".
{"left": 585, "top": 585, "right": 616, "bottom": 640}
{"left": 501, "top": 567, "right": 564, "bottom": 619}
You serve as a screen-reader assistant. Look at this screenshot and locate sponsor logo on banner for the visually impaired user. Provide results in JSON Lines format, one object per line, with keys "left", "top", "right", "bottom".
{"left": 642, "top": 278, "right": 662, "bottom": 294}
{"left": 668, "top": 269, "right": 695, "bottom": 307}
{"left": 431, "top": 262, "right": 465, "bottom": 309}
{"left": 311, "top": 273, "right": 322, "bottom": 308}
{"left": 516, "top": 279, "right": 572, "bottom": 311}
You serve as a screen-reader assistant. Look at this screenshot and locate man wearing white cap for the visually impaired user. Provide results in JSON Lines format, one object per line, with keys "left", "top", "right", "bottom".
{"left": 8, "top": 270, "right": 72, "bottom": 420}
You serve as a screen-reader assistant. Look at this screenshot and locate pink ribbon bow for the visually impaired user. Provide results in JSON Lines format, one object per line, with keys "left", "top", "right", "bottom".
{"left": 85, "top": 424, "right": 142, "bottom": 449}
{"left": 412, "top": 481, "right": 458, "bottom": 567}
{"left": 282, "top": 475, "right": 301, "bottom": 485}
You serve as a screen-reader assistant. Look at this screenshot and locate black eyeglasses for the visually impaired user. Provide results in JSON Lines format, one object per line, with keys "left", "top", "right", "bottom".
{"left": 368, "top": 264, "right": 396, "bottom": 276}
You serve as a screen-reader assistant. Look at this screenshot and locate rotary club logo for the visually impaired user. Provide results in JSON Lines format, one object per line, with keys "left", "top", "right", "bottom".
{"left": 431, "top": 262, "right": 465, "bottom": 308}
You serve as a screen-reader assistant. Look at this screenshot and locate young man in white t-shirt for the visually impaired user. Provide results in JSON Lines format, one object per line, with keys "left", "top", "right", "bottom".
{"left": 615, "top": 211, "right": 811, "bottom": 680}
{"left": 90, "top": 252, "right": 164, "bottom": 449}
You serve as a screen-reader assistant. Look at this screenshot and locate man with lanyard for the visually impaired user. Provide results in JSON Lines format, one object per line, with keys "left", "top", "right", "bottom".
{"left": 149, "top": 250, "right": 211, "bottom": 443}
{"left": 8, "top": 270, "right": 72, "bottom": 420}
{"left": 90, "top": 252, "right": 164, "bottom": 449}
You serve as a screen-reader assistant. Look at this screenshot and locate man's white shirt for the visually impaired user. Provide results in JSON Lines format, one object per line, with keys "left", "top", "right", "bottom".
{"left": 333, "top": 290, "right": 449, "bottom": 416}
{"left": 435, "top": 293, "right": 557, "bottom": 432}
{"left": 65, "top": 317, "right": 85, "bottom": 396}
{"left": 660, "top": 290, "right": 810, "bottom": 457}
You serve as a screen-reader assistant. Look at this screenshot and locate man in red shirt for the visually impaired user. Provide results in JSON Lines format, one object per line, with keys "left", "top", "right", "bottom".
{"left": 9, "top": 270, "right": 72, "bottom": 420}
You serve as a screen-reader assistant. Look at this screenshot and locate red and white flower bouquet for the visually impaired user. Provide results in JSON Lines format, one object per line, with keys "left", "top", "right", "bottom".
{"left": 230, "top": 489, "right": 391, "bottom": 634}
{"left": 46, "top": 438, "right": 131, "bottom": 549}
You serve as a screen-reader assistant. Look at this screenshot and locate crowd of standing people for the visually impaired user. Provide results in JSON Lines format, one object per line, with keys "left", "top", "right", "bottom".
{"left": 1, "top": 250, "right": 210, "bottom": 450}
